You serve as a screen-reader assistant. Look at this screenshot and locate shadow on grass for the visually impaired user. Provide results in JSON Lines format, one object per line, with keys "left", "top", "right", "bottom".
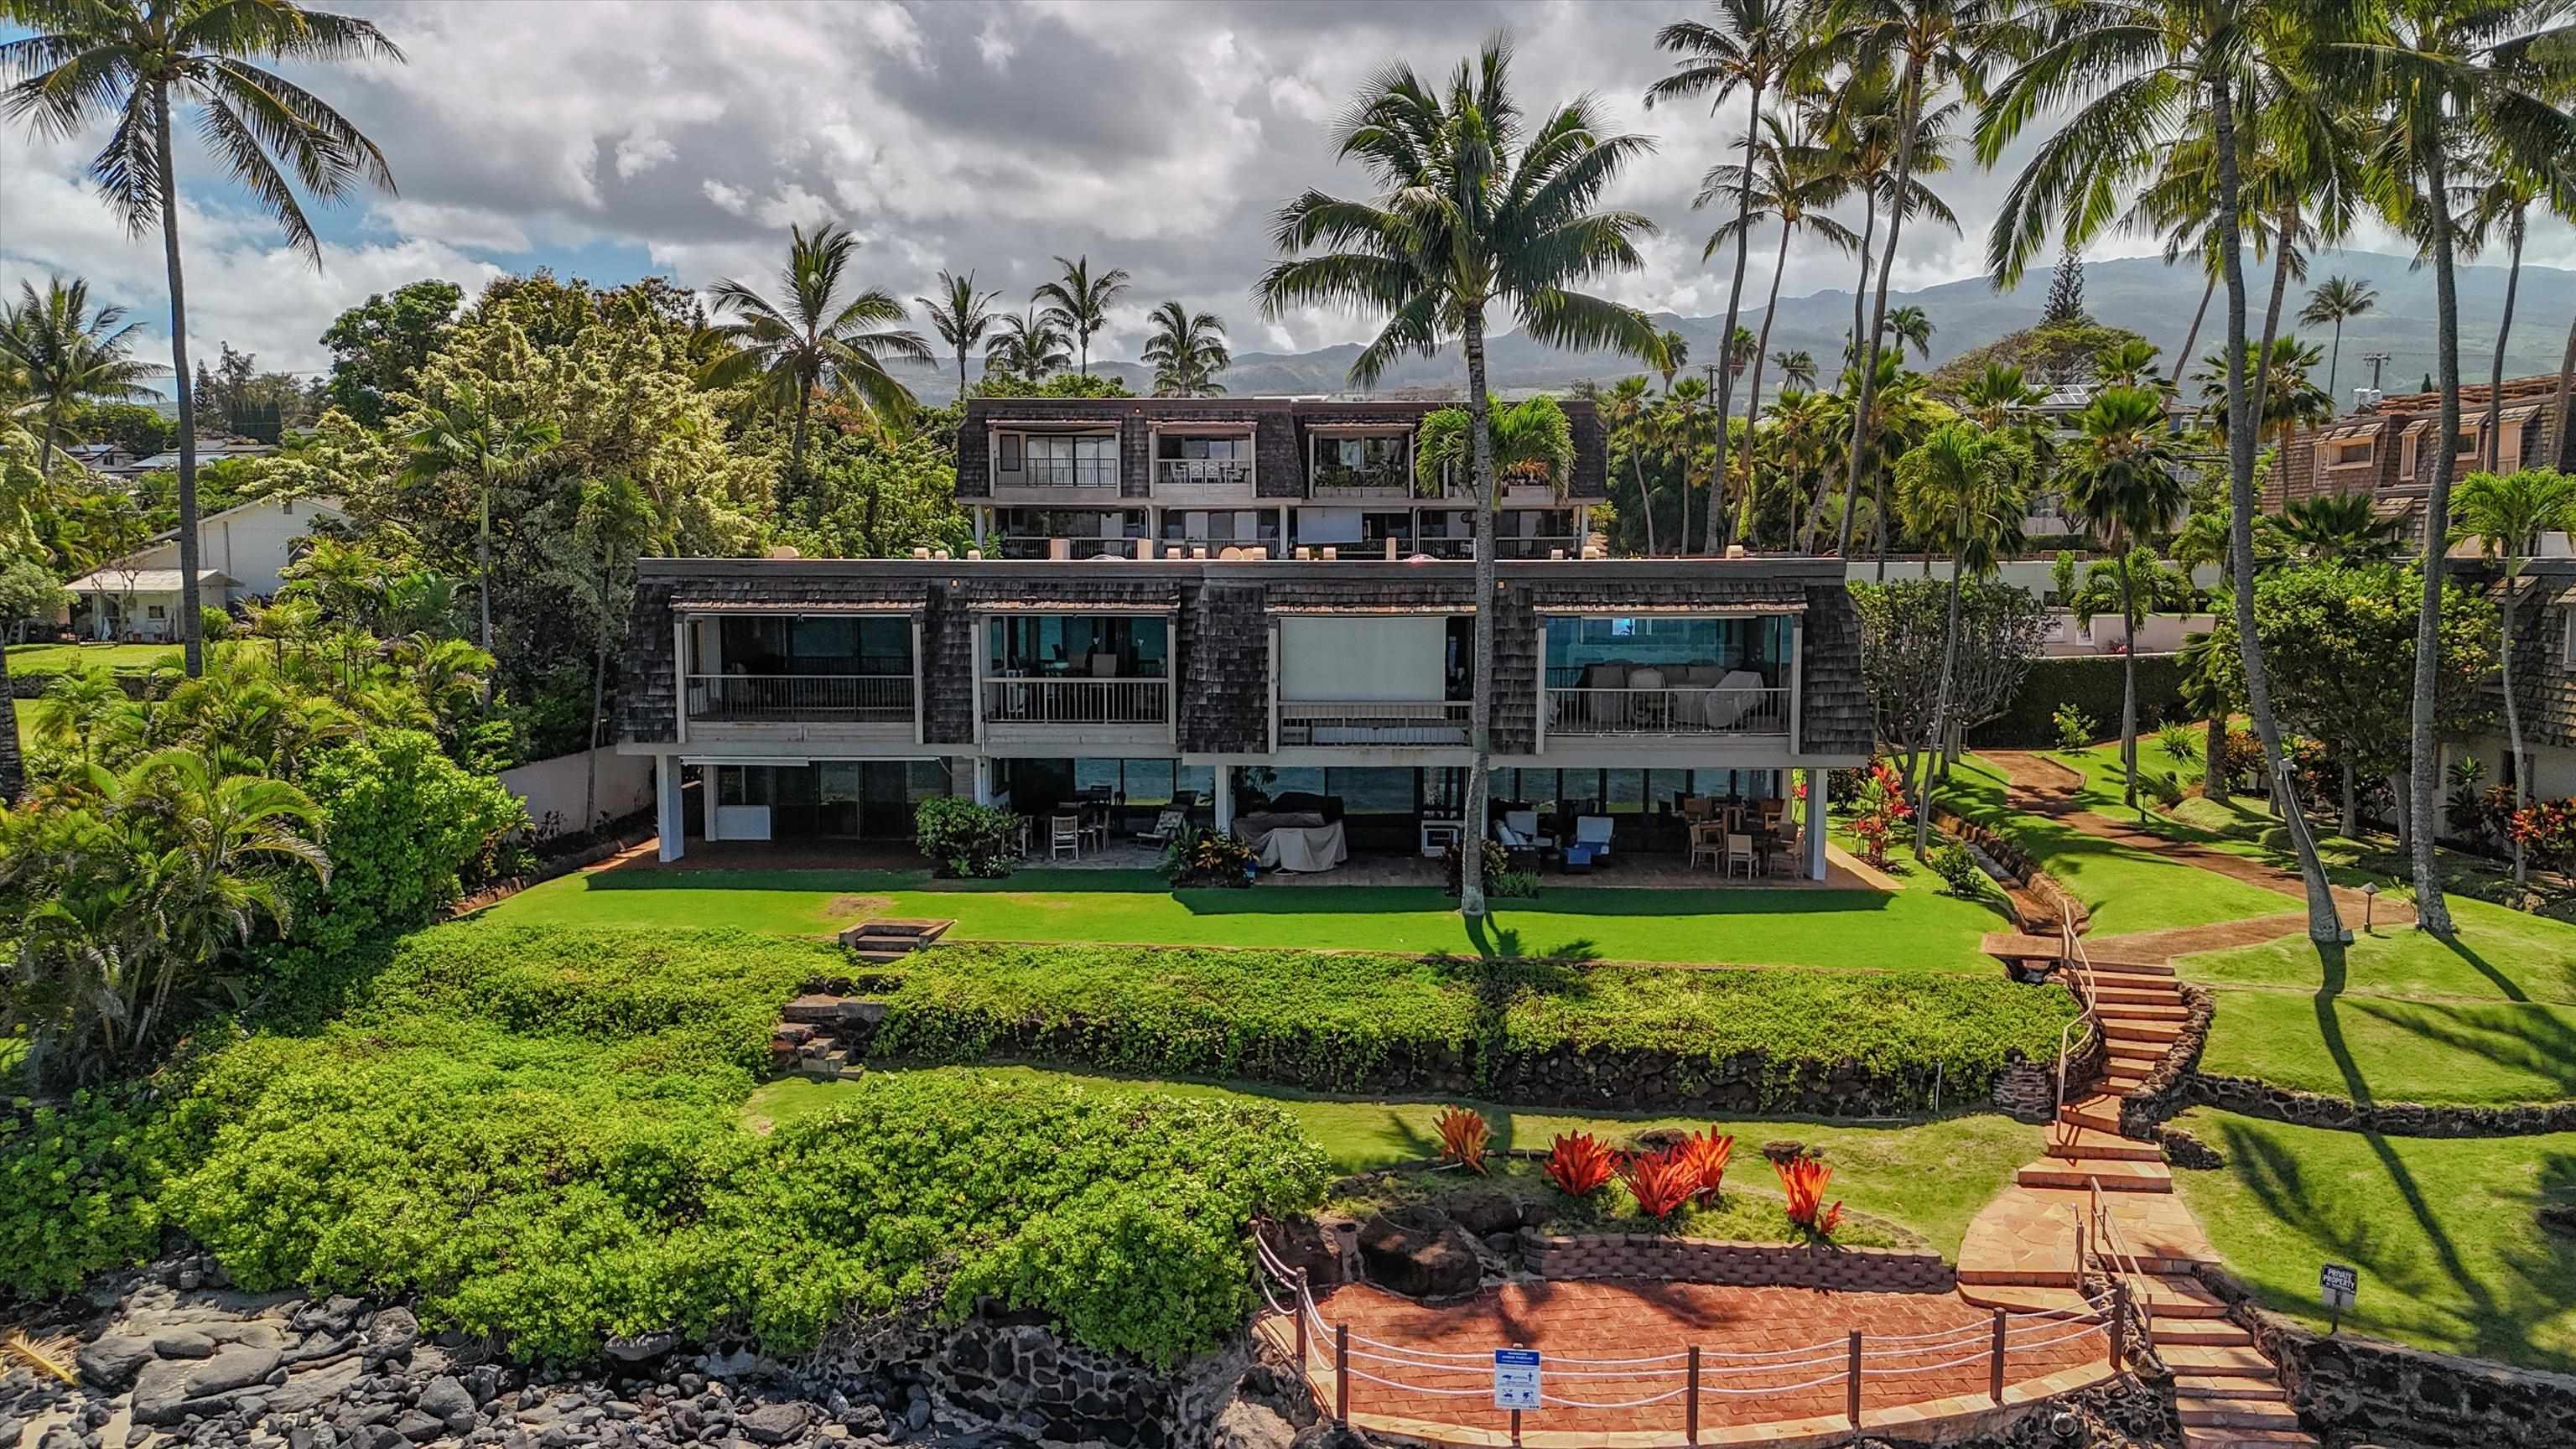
{"left": 2443, "top": 935, "right": 2532, "bottom": 1004}
{"left": 2347, "top": 998, "right": 2576, "bottom": 1100}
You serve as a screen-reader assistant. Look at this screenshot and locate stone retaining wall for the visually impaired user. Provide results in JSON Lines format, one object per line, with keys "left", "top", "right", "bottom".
{"left": 1933, "top": 808, "right": 2090, "bottom": 933}
{"left": 2196, "top": 1266, "right": 2576, "bottom": 1448}
{"left": 2176, "top": 1072, "right": 2576, "bottom": 1138}
{"left": 1514, "top": 1228, "right": 1956, "bottom": 1294}
{"left": 2117, "top": 982, "right": 2215, "bottom": 1137}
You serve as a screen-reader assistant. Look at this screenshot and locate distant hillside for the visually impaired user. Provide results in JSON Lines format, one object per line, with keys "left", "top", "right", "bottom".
{"left": 895, "top": 249, "right": 2568, "bottom": 408}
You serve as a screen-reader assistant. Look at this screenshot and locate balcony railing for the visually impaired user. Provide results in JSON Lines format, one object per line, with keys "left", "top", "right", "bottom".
{"left": 981, "top": 676, "right": 1171, "bottom": 726}
{"left": 1309, "top": 460, "right": 1420, "bottom": 497}
{"left": 989, "top": 536, "right": 1143, "bottom": 560}
{"left": 1400, "top": 535, "right": 1585, "bottom": 560}
{"left": 1155, "top": 458, "right": 1254, "bottom": 490}
{"left": 1277, "top": 699, "right": 1471, "bottom": 746}
{"left": 686, "top": 674, "right": 915, "bottom": 724}
{"left": 1545, "top": 685, "right": 1791, "bottom": 736}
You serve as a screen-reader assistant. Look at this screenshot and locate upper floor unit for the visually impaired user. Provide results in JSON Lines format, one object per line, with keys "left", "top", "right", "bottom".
{"left": 957, "top": 396, "right": 1607, "bottom": 512}
{"left": 2268, "top": 372, "right": 2568, "bottom": 531}
{"left": 619, "top": 554, "right": 1868, "bottom": 766}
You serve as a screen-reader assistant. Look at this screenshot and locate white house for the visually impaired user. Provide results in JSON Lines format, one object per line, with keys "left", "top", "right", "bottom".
{"left": 61, "top": 493, "right": 344, "bottom": 638}
{"left": 62, "top": 568, "right": 240, "bottom": 641}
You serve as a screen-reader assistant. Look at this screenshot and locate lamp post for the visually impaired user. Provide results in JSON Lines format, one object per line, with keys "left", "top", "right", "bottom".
{"left": 2360, "top": 881, "right": 2378, "bottom": 933}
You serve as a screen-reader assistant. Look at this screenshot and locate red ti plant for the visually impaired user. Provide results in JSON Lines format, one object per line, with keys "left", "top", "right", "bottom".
{"left": 1620, "top": 1146, "right": 1699, "bottom": 1223}
{"left": 1545, "top": 1131, "right": 1618, "bottom": 1197}
{"left": 1435, "top": 1106, "right": 1491, "bottom": 1176}
{"left": 1674, "top": 1130, "right": 1735, "bottom": 1207}
{"left": 1774, "top": 1151, "right": 1845, "bottom": 1239}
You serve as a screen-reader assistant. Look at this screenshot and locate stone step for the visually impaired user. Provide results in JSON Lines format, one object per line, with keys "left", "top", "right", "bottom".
{"left": 847, "top": 948, "right": 915, "bottom": 965}
{"left": 797, "top": 1048, "right": 850, "bottom": 1078}
{"left": 2179, "top": 1402, "right": 2306, "bottom": 1431}
{"left": 2102, "top": 1072, "right": 2151, "bottom": 1095}
{"left": 2097, "top": 1001, "right": 2191, "bottom": 1021}
{"left": 2059, "top": 1099, "right": 2125, "bottom": 1135}
{"left": 2155, "top": 1321, "right": 2256, "bottom": 1348}
{"left": 2145, "top": 1275, "right": 2232, "bottom": 1319}
{"left": 2047, "top": 1128, "right": 2163, "bottom": 1162}
{"left": 2181, "top": 1431, "right": 2318, "bottom": 1449}
{"left": 1955, "top": 1265, "right": 2082, "bottom": 1288}
{"left": 2103, "top": 1020, "right": 2185, "bottom": 1044}
{"left": 851, "top": 917, "right": 952, "bottom": 939}
{"left": 1954, "top": 1284, "right": 2098, "bottom": 1316}
{"left": 2163, "top": 1345, "right": 2281, "bottom": 1379}
{"left": 2017, "top": 1156, "right": 2173, "bottom": 1193}
{"left": 2173, "top": 1375, "right": 2287, "bottom": 1401}
{"left": 781, "top": 993, "right": 852, "bottom": 1024}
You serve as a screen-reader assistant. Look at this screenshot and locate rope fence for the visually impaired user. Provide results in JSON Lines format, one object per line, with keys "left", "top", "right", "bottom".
{"left": 1251, "top": 1230, "right": 2121, "bottom": 1442}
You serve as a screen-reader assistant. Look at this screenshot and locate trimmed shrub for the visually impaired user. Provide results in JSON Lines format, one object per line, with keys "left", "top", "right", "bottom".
{"left": 1161, "top": 824, "right": 1254, "bottom": 887}
{"left": 0, "top": 1089, "right": 190, "bottom": 1296}
{"left": 1971, "top": 652, "right": 2189, "bottom": 749}
{"left": 913, "top": 797, "right": 1019, "bottom": 878}
{"left": 2053, "top": 702, "right": 2097, "bottom": 753}
{"left": 1927, "top": 842, "right": 1986, "bottom": 899}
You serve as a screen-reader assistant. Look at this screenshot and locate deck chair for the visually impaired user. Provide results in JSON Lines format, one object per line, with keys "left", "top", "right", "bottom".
{"left": 1048, "top": 813, "right": 1083, "bottom": 861}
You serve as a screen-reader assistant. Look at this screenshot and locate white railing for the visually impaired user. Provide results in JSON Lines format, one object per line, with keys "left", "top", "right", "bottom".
{"left": 2052, "top": 916, "right": 2106, "bottom": 1135}
{"left": 685, "top": 673, "right": 914, "bottom": 723}
{"left": 1308, "top": 462, "right": 1420, "bottom": 497}
{"left": 1546, "top": 686, "right": 1791, "bottom": 736}
{"left": 1252, "top": 1230, "right": 2111, "bottom": 1440}
{"left": 1156, "top": 458, "right": 1254, "bottom": 490}
{"left": 1278, "top": 699, "right": 1471, "bottom": 746}
{"left": 980, "top": 676, "right": 1170, "bottom": 726}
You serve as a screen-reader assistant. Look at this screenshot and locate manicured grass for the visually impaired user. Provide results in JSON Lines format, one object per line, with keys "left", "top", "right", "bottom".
{"left": 2180, "top": 896, "right": 2576, "bottom": 1005}
{"left": 5, "top": 641, "right": 179, "bottom": 677}
{"left": 486, "top": 865, "right": 2015, "bottom": 974}
{"left": 2198, "top": 990, "right": 2576, "bottom": 1106}
{"left": 1942, "top": 756, "right": 2297, "bottom": 935}
{"left": 745, "top": 1065, "right": 2043, "bottom": 1258}
{"left": 2169, "top": 1108, "right": 2576, "bottom": 1371}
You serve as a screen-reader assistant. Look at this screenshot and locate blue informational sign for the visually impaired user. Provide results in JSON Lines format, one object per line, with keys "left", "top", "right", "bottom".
{"left": 1492, "top": 1348, "right": 1541, "bottom": 1410}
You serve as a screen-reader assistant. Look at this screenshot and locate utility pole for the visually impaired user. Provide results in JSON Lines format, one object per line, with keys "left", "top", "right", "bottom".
{"left": 2362, "top": 351, "right": 2392, "bottom": 392}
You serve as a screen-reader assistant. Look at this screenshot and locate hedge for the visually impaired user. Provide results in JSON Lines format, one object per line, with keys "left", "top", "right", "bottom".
{"left": 1970, "top": 652, "right": 2189, "bottom": 748}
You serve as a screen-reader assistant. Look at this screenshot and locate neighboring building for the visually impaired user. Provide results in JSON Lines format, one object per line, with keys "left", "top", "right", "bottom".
{"left": 104, "top": 438, "right": 279, "bottom": 480}
{"left": 954, "top": 396, "right": 1609, "bottom": 561}
{"left": 60, "top": 493, "right": 344, "bottom": 636}
{"left": 2267, "top": 375, "right": 2569, "bottom": 548}
{"left": 2449, "top": 558, "right": 2576, "bottom": 801}
{"left": 615, "top": 553, "right": 1869, "bottom": 878}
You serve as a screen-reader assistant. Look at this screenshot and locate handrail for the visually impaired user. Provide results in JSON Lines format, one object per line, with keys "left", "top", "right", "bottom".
{"left": 979, "top": 676, "right": 1171, "bottom": 725}
{"left": 683, "top": 673, "right": 914, "bottom": 723}
{"left": 2085, "top": 1180, "right": 2160, "bottom": 1365}
{"left": 1545, "top": 686, "right": 1792, "bottom": 737}
{"left": 2052, "top": 915, "right": 2108, "bottom": 1135}
{"left": 1276, "top": 699, "right": 1472, "bottom": 746}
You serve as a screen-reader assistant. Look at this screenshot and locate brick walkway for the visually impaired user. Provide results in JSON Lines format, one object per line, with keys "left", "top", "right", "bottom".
{"left": 1285, "top": 1280, "right": 2106, "bottom": 1445}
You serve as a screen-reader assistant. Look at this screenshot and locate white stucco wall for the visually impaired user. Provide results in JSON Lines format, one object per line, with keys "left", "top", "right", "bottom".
{"left": 497, "top": 745, "right": 657, "bottom": 834}
{"left": 122, "top": 496, "right": 345, "bottom": 597}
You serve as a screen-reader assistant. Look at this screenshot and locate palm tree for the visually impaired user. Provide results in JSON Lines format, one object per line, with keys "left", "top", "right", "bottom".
{"left": 557, "top": 473, "right": 663, "bottom": 839}
{"left": 1648, "top": 0, "right": 1813, "bottom": 555}
{"left": 2457, "top": 148, "right": 2553, "bottom": 472}
{"left": 1602, "top": 374, "right": 1659, "bottom": 555}
{"left": 1258, "top": 35, "right": 1658, "bottom": 915}
{"left": 2194, "top": 336, "right": 2334, "bottom": 462}
{"left": 1, "top": 277, "right": 164, "bottom": 472}
{"left": 2449, "top": 467, "right": 2576, "bottom": 883}
{"left": 916, "top": 268, "right": 1004, "bottom": 398}
{"left": 396, "top": 382, "right": 558, "bottom": 673}
{"left": 3, "top": 0, "right": 401, "bottom": 679}
{"left": 2298, "top": 276, "right": 2378, "bottom": 408}
{"left": 1882, "top": 304, "right": 1935, "bottom": 361}
{"left": 1700, "top": 111, "right": 1858, "bottom": 549}
{"left": 1893, "top": 418, "right": 2027, "bottom": 851}
{"left": 985, "top": 306, "right": 1072, "bottom": 381}
{"left": 704, "top": 222, "right": 930, "bottom": 513}
{"left": 2324, "top": 3, "right": 2576, "bottom": 936}
{"left": 1141, "top": 302, "right": 1231, "bottom": 397}
{"left": 1772, "top": 348, "right": 1818, "bottom": 389}
{"left": 1653, "top": 330, "right": 1691, "bottom": 553}
{"left": 2061, "top": 385, "right": 2190, "bottom": 809}
{"left": 2267, "top": 493, "right": 2407, "bottom": 564}
{"left": 1032, "top": 255, "right": 1131, "bottom": 378}
{"left": 2176, "top": 626, "right": 2238, "bottom": 804}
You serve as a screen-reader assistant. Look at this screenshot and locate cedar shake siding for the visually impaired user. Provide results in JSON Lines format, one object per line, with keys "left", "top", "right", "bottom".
{"left": 2267, "top": 375, "right": 2568, "bottom": 530}
{"left": 619, "top": 556, "right": 1865, "bottom": 762}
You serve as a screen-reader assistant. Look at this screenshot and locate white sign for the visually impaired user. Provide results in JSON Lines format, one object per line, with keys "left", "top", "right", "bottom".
{"left": 1492, "top": 1348, "right": 1541, "bottom": 1411}
{"left": 2320, "top": 1264, "right": 2358, "bottom": 1311}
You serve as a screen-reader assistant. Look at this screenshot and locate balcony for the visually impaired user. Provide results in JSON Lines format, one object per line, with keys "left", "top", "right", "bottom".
{"left": 1154, "top": 456, "right": 1257, "bottom": 506}
{"left": 1545, "top": 685, "right": 1791, "bottom": 738}
{"left": 1309, "top": 460, "right": 1421, "bottom": 500}
{"left": 1277, "top": 699, "right": 1472, "bottom": 747}
{"left": 979, "top": 676, "right": 1172, "bottom": 746}
{"left": 684, "top": 673, "right": 917, "bottom": 742}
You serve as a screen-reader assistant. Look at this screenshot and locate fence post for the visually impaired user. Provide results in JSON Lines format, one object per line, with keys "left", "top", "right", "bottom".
{"left": 1685, "top": 1346, "right": 1701, "bottom": 1446}
{"left": 1292, "top": 1269, "right": 1308, "bottom": 1370}
{"left": 2110, "top": 1279, "right": 2130, "bottom": 1374}
{"left": 1334, "top": 1323, "right": 1349, "bottom": 1426}
{"left": 1846, "top": 1331, "right": 1862, "bottom": 1429}
{"left": 1988, "top": 1309, "right": 2006, "bottom": 1405}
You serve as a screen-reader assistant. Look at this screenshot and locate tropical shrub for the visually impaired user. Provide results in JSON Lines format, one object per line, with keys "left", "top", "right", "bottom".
{"left": 2511, "top": 798, "right": 2576, "bottom": 875}
{"left": 1545, "top": 1131, "right": 1617, "bottom": 1197}
{"left": 1847, "top": 761, "right": 1913, "bottom": 867}
{"left": 2218, "top": 725, "right": 2267, "bottom": 795}
{"left": 1434, "top": 1107, "right": 1490, "bottom": 1176}
{"left": 1927, "top": 842, "right": 1986, "bottom": 899}
{"left": 912, "top": 797, "right": 1019, "bottom": 878}
{"left": 1774, "top": 1151, "right": 1845, "bottom": 1239}
{"left": 0, "top": 1090, "right": 190, "bottom": 1296}
{"left": 2154, "top": 720, "right": 2199, "bottom": 766}
{"left": 1489, "top": 870, "right": 1541, "bottom": 900}
{"left": 1161, "top": 824, "right": 1254, "bottom": 888}
{"left": 1618, "top": 1146, "right": 1697, "bottom": 1223}
{"left": 1442, "top": 839, "right": 1511, "bottom": 896}
{"left": 2141, "top": 769, "right": 2186, "bottom": 810}
{"left": 2052, "top": 702, "right": 2097, "bottom": 754}
{"left": 1672, "top": 1130, "right": 1734, "bottom": 1207}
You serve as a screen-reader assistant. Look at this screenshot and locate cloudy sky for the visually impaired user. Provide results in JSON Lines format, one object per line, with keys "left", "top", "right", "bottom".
{"left": 5, "top": 0, "right": 2570, "bottom": 385}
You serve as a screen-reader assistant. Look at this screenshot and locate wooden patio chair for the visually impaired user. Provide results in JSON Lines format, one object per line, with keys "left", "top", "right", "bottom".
{"left": 1048, "top": 813, "right": 1083, "bottom": 861}
{"left": 1724, "top": 833, "right": 1758, "bottom": 880}
{"left": 1688, "top": 822, "right": 1725, "bottom": 872}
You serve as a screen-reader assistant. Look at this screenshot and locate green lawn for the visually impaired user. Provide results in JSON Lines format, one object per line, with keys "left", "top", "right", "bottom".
{"left": 2180, "top": 896, "right": 2576, "bottom": 1004}
{"left": 5, "top": 641, "right": 179, "bottom": 678}
{"left": 1943, "top": 756, "right": 2297, "bottom": 935}
{"left": 486, "top": 865, "right": 2014, "bottom": 974}
{"left": 2170, "top": 1108, "right": 2576, "bottom": 1371}
{"left": 745, "top": 1065, "right": 2043, "bottom": 1258}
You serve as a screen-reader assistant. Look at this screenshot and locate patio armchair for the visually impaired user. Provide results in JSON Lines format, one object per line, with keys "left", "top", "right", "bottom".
{"left": 1564, "top": 815, "right": 1614, "bottom": 870}
{"left": 1688, "top": 822, "right": 1725, "bottom": 872}
{"left": 1723, "top": 833, "right": 1758, "bottom": 879}
{"left": 1048, "top": 813, "right": 1083, "bottom": 861}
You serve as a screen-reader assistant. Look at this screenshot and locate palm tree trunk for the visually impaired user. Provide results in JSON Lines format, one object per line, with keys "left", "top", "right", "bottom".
{"left": 2205, "top": 712, "right": 2228, "bottom": 803}
{"left": 2484, "top": 216, "right": 2522, "bottom": 472}
{"left": 2261, "top": 208, "right": 2296, "bottom": 345}
{"left": 1461, "top": 304, "right": 1498, "bottom": 919}
{"left": 0, "top": 644, "right": 20, "bottom": 804}
{"left": 1739, "top": 224, "right": 1791, "bottom": 549}
{"left": 2554, "top": 314, "right": 2575, "bottom": 473}
{"left": 2500, "top": 570, "right": 2527, "bottom": 882}
{"left": 1679, "top": 401, "right": 1695, "bottom": 559}
{"left": 1836, "top": 190, "right": 1881, "bottom": 558}
{"left": 957, "top": 345, "right": 969, "bottom": 399}
{"left": 2326, "top": 316, "right": 2345, "bottom": 410}
{"left": 477, "top": 467, "right": 494, "bottom": 664}
{"left": 788, "top": 387, "right": 814, "bottom": 517}
{"left": 2210, "top": 75, "right": 2341, "bottom": 944}
{"left": 2409, "top": 138, "right": 2462, "bottom": 937}
{"left": 153, "top": 81, "right": 205, "bottom": 680}
{"left": 1841, "top": 75, "right": 1916, "bottom": 571}
{"left": 1708, "top": 77, "right": 1765, "bottom": 555}
{"left": 37, "top": 413, "right": 62, "bottom": 477}
{"left": 1633, "top": 445, "right": 1658, "bottom": 557}
{"left": 1873, "top": 470, "right": 1891, "bottom": 582}
{"left": 585, "top": 551, "right": 610, "bottom": 838}
{"left": 1916, "top": 543, "right": 1966, "bottom": 857}
{"left": 2340, "top": 757, "right": 2357, "bottom": 839}
{"left": 2173, "top": 271, "right": 2216, "bottom": 432}
{"left": 2118, "top": 553, "right": 2139, "bottom": 809}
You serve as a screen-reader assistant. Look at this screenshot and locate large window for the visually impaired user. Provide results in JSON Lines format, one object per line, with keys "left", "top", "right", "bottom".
{"left": 1158, "top": 434, "right": 1247, "bottom": 461}
{"left": 714, "top": 615, "right": 910, "bottom": 676}
{"left": 1025, "top": 433, "right": 1119, "bottom": 488}
{"left": 984, "top": 615, "right": 1170, "bottom": 678}
{"left": 1543, "top": 614, "right": 1793, "bottom": 688}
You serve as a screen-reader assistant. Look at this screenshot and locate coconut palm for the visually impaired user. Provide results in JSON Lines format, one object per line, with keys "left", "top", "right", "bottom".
{"left": 2, "top": 0, "right": 402, "bottom": 680}
{"left": 2176, "top": 626, "right": 2239, "bottom": 804}
{"left": 2194, "top": 336, "right": 2334, "bottom": 461}
{"left": 2061, "top": 385, "right": 2191, "bottom": 808}
{"left": 1, "top": 276, "right": 164, "bottom": 472}
{"left": 2094, "top": 339, "right": 2163, "bottom": 390}
{"left": 1653, "top": 330, "right": 1693, "bottom": 553}
{"left": 1141, "top": 302, "right": 1231, "bottom": 397}
{"left": 1257, "top": 34, "right": 1658, "bottom": 913}
{"left": 704, "top": 222, "right": 930, "bottom": 512}
{"left": 2266, "top": 492, "right": 2408, "bottom": 564}
{"left": 1772, "top": 348, "right": 1818, "bottom": 389}
{"left": 2456, "top": 149, "right": 2555, "bottom": 471}
{"left": 1881, "top": 304, "right": 1935, "bottom": 361}
{"left": 2321, "top": 3, "right": 2576, "bottom": 936}
{"left": 985, "top": 306, "right": 1072, "bottom": 381}
{"left": 395, "top": 382, "right": 558, "bottom": 674}
{"left": 1699, "top": 110, "right": 1858, "bottom": 548}
{"left": 1893, "top": 418, "right": 2028, "bottom": 850}
{"left": 1032, "top": 255, "right": 1130, "bottom": 378}
{"left": 2449, "top": 467, "right": 2576, "bottom": 883}
{"left": 1648, "top": 0, "right": 1815, "bottom": 553}
{"left": 2298, "top": 275, "right": 2378, "bottom": 408}
{"left": 1602, "top": 374, "right": 1660, "bottom": 555}
{"left": 916, "top": 268, "right": 1004, "bottom": 398}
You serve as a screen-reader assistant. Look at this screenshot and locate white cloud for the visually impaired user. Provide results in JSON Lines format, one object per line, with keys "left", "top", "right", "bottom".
{"left": 702, "top": 179, "right": 751, "bottom": 217}
{"left": 615, "top": 126, "right": 679, "bottom": 179}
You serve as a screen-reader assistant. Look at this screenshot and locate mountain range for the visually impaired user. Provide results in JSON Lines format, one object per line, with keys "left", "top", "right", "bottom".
{"left": 898, "top": 249, "right": 2570, "bottom": 408}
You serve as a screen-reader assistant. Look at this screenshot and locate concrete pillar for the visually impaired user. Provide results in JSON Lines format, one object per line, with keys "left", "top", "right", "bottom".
{"left": 656, "top": 755, "right": 686, "bottom": 863}
{"left": 971, "top": 756, "right": 997, "bottom": 806}
{"left": 1213, "top": 766, "right": 1235, "bottom": 832}
{"left": 1805, "top": 769, "right": 1831, "bottom": 880}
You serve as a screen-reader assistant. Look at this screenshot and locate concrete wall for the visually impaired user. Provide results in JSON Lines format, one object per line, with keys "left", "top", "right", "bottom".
{"left": 2450, "top": 734, "right": 2576, "bottom": 801}
{"left": 122, "top": 496, "right": 345, "bottom": 596}
{"left": 498, "top": 745, "right": 656, "bottom": 834}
